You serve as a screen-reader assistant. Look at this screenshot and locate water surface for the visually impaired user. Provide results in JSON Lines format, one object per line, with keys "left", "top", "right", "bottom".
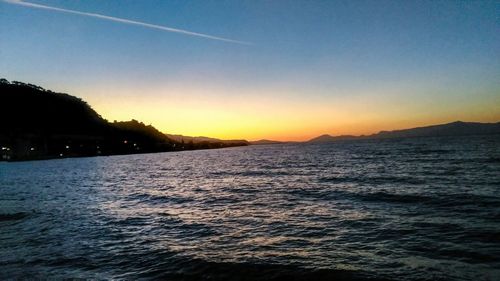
{"left": 1, "top": 135, "right": 499, "bottom": 280}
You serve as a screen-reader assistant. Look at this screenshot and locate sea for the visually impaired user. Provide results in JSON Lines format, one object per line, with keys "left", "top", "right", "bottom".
{"left": 1, "top": 135, "right": 499, "bottom": 280}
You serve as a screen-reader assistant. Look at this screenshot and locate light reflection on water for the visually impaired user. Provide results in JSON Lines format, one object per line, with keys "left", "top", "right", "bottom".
{"left": 1, "top": 135, "right": 499, "bottom": 280}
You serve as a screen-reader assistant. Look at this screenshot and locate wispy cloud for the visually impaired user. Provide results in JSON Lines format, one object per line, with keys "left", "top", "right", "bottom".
{"left": 3, "top": 0, "right": 251, "bottom": 45}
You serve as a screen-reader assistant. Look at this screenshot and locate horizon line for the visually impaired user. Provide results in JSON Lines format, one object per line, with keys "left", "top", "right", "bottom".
{"left": 167, "top": 119, "right": 500, "bottom": 143}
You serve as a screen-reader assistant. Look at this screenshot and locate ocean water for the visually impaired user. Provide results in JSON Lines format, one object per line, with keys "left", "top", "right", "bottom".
{"left": 1, "top": 135, "right": 499, "bottom": 280}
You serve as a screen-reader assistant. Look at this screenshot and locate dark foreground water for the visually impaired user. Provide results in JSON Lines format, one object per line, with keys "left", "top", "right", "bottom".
{"left": 1, "top": 135, "right": 499, "bottom": 280}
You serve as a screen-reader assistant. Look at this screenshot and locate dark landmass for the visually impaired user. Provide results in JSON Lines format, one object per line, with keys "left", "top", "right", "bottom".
{"left": 307, "top": 134, "right": 358, "bottom": 143}
{"left": 0, "top": 79, "right": 247, "bottom": 161}
{"left": 165, "top": 133, "right": 248, "bottom": 145}
{"left": 307, "top": 121, "right": 500, "bottom": 143}
{"left": 371, "top": 121, "right": 500, "bottom": 139}
{"left": 250, "top": 139, "right": 284, "bottom": 145}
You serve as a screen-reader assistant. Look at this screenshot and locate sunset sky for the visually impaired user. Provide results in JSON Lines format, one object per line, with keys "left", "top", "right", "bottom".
{"left": 1, "top": 0, "right": 499, "bottom": 141}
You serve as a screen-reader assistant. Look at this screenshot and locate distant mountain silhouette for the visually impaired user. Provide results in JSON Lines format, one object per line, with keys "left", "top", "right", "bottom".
{"left": 307, "top": 121, "right": 500, "bottom": 143}
{"left": 250, "top": 139, "right": 283, "bottom": 145}
{"left": 165, "top": 133, "right": 248, "bottom": 145}
{"left": 0, "top": 79, "right": 247, "bottom": 161}
{"left": 370, "top": 121, "right": 500, "bottom": 139}
{"left": 307, "top": 134, "right": 358, "bottom": 143}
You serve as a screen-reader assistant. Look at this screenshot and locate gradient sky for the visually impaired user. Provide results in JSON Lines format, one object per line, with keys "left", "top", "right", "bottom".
{"left": 1, "top": 0, "right": 499, "bottom": 141}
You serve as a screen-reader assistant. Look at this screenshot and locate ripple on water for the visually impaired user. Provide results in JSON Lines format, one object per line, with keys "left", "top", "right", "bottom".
{"left": 0, "top": 135, "right": 499, "bottom": 280}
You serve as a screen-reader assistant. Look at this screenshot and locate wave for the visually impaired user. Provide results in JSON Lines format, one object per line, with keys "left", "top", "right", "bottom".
{"left": 0, "top": 212, "right": 29, "bottom": 222}
{"left": 120, "top": 259, "right": 383, "bottom": 281}
{"left": 127, "top": 192, "right": 194, "bottom": 205}
{"left": 318, "top": 175, "right": 426, "bottom": 185}
{"left": 411, "top": 149, "right": 454, "bottom": 155}
{"left": 358, "top": 192, "right": 430, "bottom": 204}
{"left": 351, "top": 191, "right": 500, "bottom": 211}
{"left": 482, "top": 157, "right": 500, "bottom": 163}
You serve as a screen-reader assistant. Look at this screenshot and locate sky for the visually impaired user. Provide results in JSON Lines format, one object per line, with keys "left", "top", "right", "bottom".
{"left": 1, "top": 0, "right": 499, "bottom": 141}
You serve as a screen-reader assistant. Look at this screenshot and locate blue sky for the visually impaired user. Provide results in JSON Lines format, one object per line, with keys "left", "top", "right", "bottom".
{"left": 1, "top": 0, "right": 499, "bottom": 140}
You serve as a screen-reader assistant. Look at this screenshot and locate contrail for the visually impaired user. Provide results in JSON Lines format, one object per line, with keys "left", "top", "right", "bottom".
{"left": 3, "top": 0, "right": 251, "bottom": 45}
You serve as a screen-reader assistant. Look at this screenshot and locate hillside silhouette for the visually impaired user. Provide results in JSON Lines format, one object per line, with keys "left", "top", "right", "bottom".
{"left": 307, "top": 121, "right": 500, "bottom": 143}
{"left": 249, "top": 139, "right": 284, "bottom": 145}
{"left": 0, "top": 79, "right": 247, "bottom": 161}
{"left": 165, "top": 133, "right": 247, "bottom": 145}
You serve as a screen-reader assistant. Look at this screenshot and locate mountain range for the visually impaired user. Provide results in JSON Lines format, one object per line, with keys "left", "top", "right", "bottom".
{"left": 305, "top": 121, "right": 500, "bottom": 143}
{"left": 165, "top": 134, "right": 247, "bottom": 145}
{"left": 249, "top": 139, "right": 285, "bottom": 145}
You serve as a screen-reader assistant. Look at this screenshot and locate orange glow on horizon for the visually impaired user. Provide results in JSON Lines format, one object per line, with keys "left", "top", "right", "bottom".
{"left": 80, "top": 84, "right": 500, "bottom": 142}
